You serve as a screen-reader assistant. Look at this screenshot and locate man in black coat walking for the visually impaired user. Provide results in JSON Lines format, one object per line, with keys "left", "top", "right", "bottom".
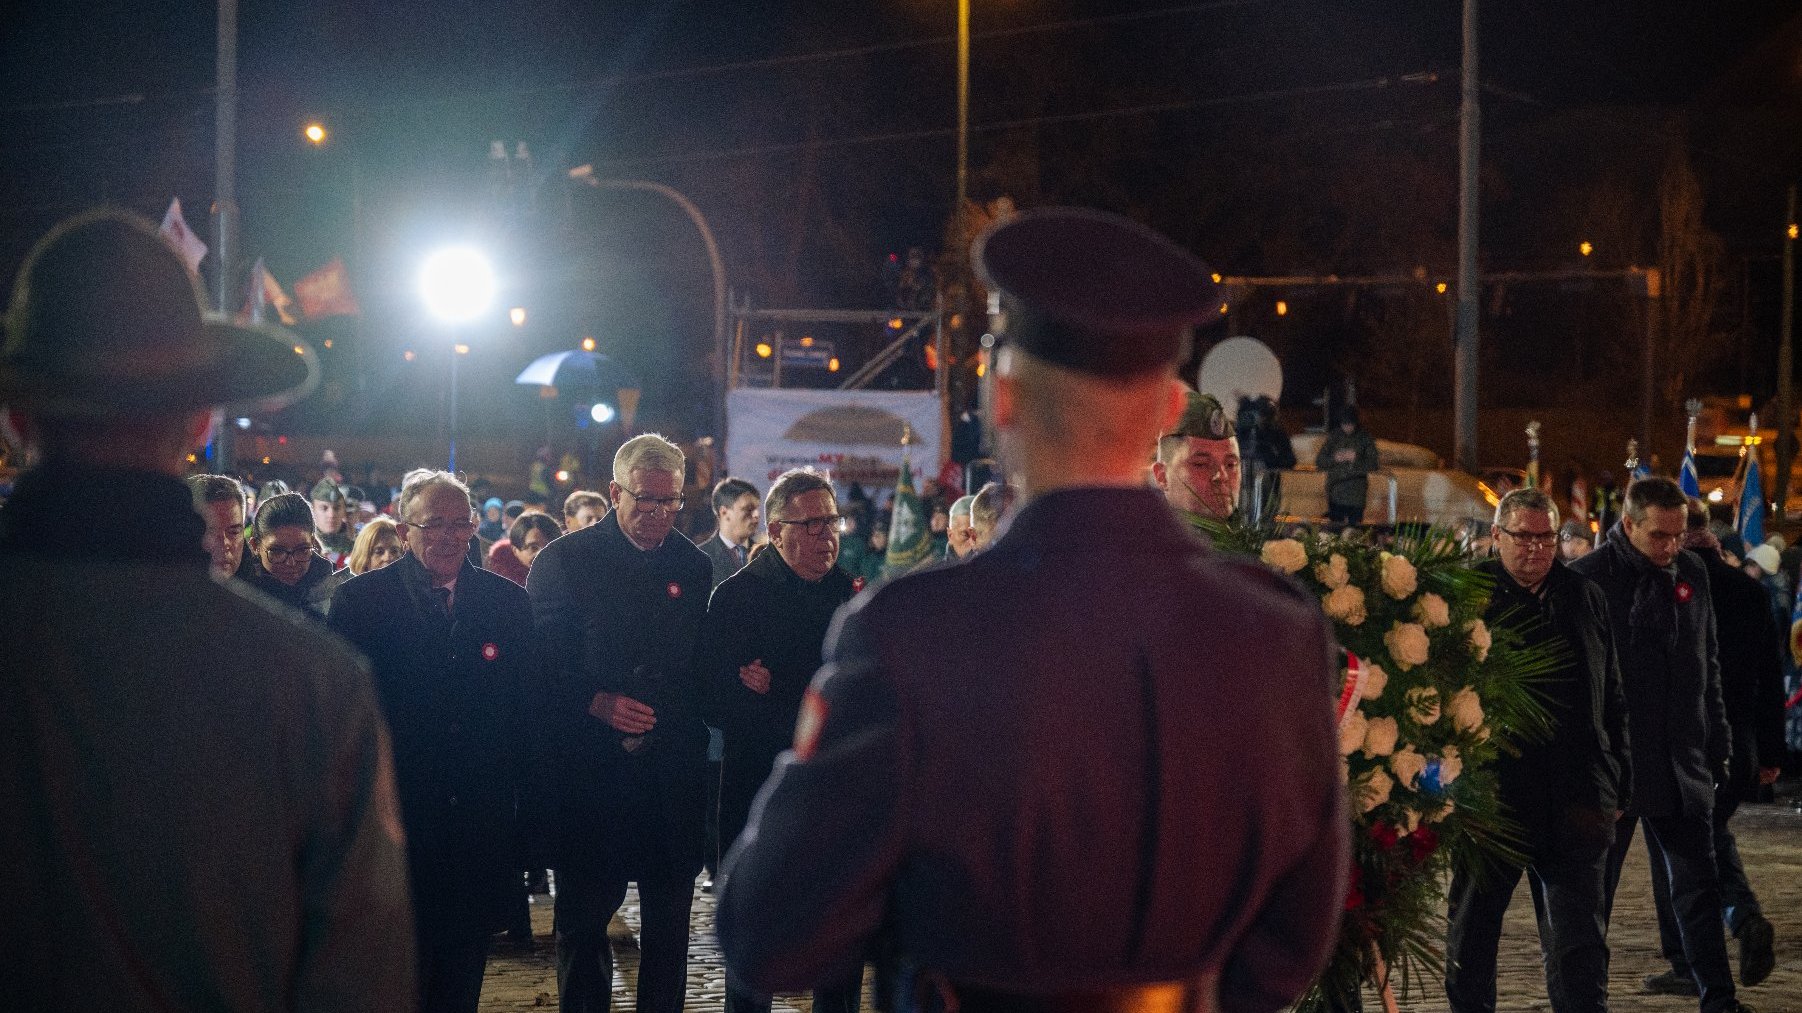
{"left": 1445, "top": 489, "right": 1630, "bottom": 1013}
{"left": 527, "top": 434, "right": 713, "bottom": 1013}
{"left": 1570, "top": 476, "right": 1750, "bottom": 1013}
{"left": 1639, "top": 509, "right": 1786, "bottom": 994}
{"left": 701, "top": 468, "right": 859, "bottom": 1013}
{"left": 328, "top": 469, "right": 535, "bottom": 1013}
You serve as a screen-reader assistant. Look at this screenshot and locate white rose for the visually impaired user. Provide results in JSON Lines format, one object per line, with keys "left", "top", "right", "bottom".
{"left": 1399, "top": 806, "right": 1422, "bottom": 835}
{"left": 1385, "top": 622, "right": 1431, "bottom": 670}
{"left": 1466, "top": 618, "right": 1492, "bottom": 663}
{"left": 1360, "top": 663, "right": 1389, "bottom": 701}
{"left": 1323, "top": 584, "right": 1368, "bottom": 626}
{"left": 1414, "top": 592, "right": 1451, "bottom": 629}
{"left": 1339, "top": 708, "right": 1369, "bottom": 757}
{"left": 1405, "top": 685, "right": 1441, "bottom": 725}
{"left": 1361, "top": 716, "right": 1400, "bottom": 758}
{"left": 1358, "top": 769, "right": 1395, "bottom": 813}
{"left": 1380, "top": 551, "right": 1418, "bottom": 599}
{"left": 1438, "top": 746, "right": 1464, "bottom": 787}
{"left": 1388, "top": 746, "right": 1428, "bottom": 789}
{"left": 1260, "top": 538, "right": 1309, "bottom": 575}
{"left": 1446, "top": 687, "right": 1484, "bottom": 733}
{"left": 1314, "top": 553, "right": 1351, "bottom": 590}
{"left": 1428, "top": 798, "right": 1456, "bottom": 823}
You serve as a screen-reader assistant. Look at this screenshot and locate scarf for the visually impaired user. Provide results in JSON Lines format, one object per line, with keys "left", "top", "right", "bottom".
{"left": 1605, "top": 521, "right": 1680, "bottom": 657}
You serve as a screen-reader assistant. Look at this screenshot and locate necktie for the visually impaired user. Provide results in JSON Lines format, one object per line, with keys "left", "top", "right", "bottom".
{"left": 432, "top": 587, "right": 452, "bottom": 618}
{"left": 733, "top": 544, "right": 746, "bottom": 567}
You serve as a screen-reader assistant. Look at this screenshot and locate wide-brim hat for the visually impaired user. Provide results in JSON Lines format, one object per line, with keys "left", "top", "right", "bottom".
{"left": 0, "top": 208, "right": 318, "bottom": 418}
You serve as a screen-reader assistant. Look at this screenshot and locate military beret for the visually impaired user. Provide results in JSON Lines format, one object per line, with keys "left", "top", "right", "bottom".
{"left": 973, "top": 207, "right": 1222, "bottom": 377}
{"left": 308, "top": 478, "right": 347, "bottom": 503}
{"left": 1167, "top": 390, "right": 1234, "bottom": 442}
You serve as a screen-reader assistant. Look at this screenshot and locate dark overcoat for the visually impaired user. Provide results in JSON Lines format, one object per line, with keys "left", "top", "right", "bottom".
{"left": 1697, "top": 551, "right": 1788, "bottom": 782}
{"left": 526, "top": 509, "right": 713, "bottom": 878}
{"left": 717, "top": 488, "right": 1348, "bottom": 1013}
{"left": 700, "top": 547, "right": 856, "bottom": 854}
{"left": 1570, "top": 527, "right": 1730, "bottom": 819}
{"left": 327, "top": 552, "right": 534, "bottom": 941}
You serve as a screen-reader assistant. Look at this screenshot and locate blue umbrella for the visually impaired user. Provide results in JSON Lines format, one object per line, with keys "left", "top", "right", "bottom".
{"left": 514, "top": 349, "right": 639, "bottom": 392}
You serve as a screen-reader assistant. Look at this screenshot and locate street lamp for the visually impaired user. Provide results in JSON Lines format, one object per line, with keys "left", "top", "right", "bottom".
{"left": 303, "top": 121, "right": 327, "bottom": 145}
{"left": 420, "top": 246, "right": 496, "bottom": 471}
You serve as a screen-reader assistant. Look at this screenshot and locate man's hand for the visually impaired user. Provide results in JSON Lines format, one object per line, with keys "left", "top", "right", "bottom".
{"left": 589, "top": 691, "right": 656, "bottom": 734}
{"left": 739, "top": 659, "right": 772, "bottom": 695}
{"left": 1759, "top": 766, "right": 1781, "bottom": 786}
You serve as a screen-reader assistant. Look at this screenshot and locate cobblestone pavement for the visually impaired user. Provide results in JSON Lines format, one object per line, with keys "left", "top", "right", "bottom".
{"left": 479, "top": 802, "right": 1802, "bottom": 1012}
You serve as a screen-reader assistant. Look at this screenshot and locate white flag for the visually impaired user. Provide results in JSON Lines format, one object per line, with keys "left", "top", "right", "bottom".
{"left": 158, "top": 198, "right": 208, "bottom": 276}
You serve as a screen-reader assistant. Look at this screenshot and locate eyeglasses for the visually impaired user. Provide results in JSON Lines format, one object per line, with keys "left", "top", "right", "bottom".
{"left": 777, "top": 513, "right": 841, "bottom": 537}
{"left": 622, "top": 489, "right": 686, "bottom": 514}
{"left": 1497, "top": 527, "right": 1556, "bottom": 548}
{"left": 261, "top": 543, "right": 313, "bottom": 563}
{"left": 403, "top": 517, "right": 477, "bottom": 537}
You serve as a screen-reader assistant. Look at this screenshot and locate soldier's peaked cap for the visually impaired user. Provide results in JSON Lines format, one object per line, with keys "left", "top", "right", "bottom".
{"left": 973, "top": 207, "right": 1222, "bottom": 377}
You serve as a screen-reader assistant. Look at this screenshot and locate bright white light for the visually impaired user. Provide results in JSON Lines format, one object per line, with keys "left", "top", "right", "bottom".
{"left": 1707, "top": 488, "right": 1725, "bottom": 503}
{"left": 234, "top": 417, "right": 252, "bottom": 430}
{"left": 419, "top": 247, "right": 496, "bottom": 323}
{"left": 590, "top": 403, "right": 617, "bottom": 425}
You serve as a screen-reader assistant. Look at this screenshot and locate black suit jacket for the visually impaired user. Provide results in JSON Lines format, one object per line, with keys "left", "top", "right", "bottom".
{"left": 717, "top": 488, "right": 1348, "bottom": 1012}
{"left": 701, "top": 532, "right": 749, "bottom": 590}
{"left": 526, "top": 509, "right": 713, "bottom": 877}
{"left": 327, "top": 553, "right": 534, "bottom": 940}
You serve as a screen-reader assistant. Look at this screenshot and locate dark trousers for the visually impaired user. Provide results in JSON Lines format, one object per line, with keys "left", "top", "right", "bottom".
{"left": 1650, "top": 744, "right": 1763, "bottom": 970}
{"left": 553, "top": 865, "right": 695, "bottom": 1013}
{"left": 418, "top": 930, "right": 492, "bottom": 1013}
{"left": 725, "top": 978, "right": 861, "bottom": 1013}
{"left": 1444, "top": 827, "right": 1611, "bottom": 1013}
{"left": 704, "top": 757, "right": 723, "bottom": 877}
{"left": 1604, "top": 810, "right": 1737, "bottom": 1011}
{"left": 1327, "top": 502, "right": 1365, "bottom": 526}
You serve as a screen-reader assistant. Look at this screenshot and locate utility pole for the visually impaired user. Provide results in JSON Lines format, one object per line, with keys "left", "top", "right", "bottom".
{"left": 1452, "top": 0, "right": 1481, "bottom": 472}
{"left": 212, "top": 0, "right": 239, "bottom": 473}
{"left": 1777, "top": 185, "right": 1796, "bottom": 510}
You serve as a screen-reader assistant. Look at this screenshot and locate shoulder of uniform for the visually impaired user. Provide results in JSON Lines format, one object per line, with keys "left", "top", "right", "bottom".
{"left": 1203, "top": 551, "right": 1317, "bottom": 611}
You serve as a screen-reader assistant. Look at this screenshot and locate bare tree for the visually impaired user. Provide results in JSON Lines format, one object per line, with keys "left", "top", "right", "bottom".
{"left": 1654, "top": 145, "right": 1729, "bottom": 403}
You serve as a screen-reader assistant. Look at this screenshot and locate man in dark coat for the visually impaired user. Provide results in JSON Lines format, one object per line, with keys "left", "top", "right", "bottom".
{"left": 718, "top": 208, "right": 1347, "bottom": 1013}
{"left": 700, "top": 477, "right": 761, "bottom": 590}
{"left": 701, "top": 468, "right": 859, "bottom": 1013}
{"left": 1641, "top": 512, "right": 1786, "bottom": 994}
{"left": 328, "top": 470, "right": 535, "bottom": 1013}
{"left": 0, "top": 209, "right": 414, "bottom": 1009}
{"left": 1444, "top": 489, "right": 1631, "bottom": 1013}
{"left": 1315, "top": 406, "right": 1379, "bottom": 526}
{"left": 1569, "top": 476, "right": 1750, "bottom": 1013}
{"left": 527, "top": 433, "right": 713, "bottom": 1013}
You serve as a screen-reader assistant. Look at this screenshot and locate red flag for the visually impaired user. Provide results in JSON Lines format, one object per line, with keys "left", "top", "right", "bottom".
{"left": 158, "top": 198, "right": 207, "bottom": 276}
{"left": 294, "top": 257, "right": 360, "bottom": 319}
{"left": 240, "top": 258, "right": 298, "bottom": 326}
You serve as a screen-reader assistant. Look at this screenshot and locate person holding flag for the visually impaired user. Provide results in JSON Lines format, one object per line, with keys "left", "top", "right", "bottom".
{"left": 1736, "top": 440, "right": 1765, "bottom": 548}
{"left": 881, "top": 429, "right": 935, "bottom": 578}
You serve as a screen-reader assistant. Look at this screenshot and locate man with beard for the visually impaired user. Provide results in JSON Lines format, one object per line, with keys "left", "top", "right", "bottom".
{"left": 1153, "top": 390, "right": 1242, "bottom": 521}
{"left": 1570, "top": 477, "right": 1751, "bottom": 1013}
{"left": 717, "top": 208, "right": 1346, "bottom": 1013}
{"left": 1444, "top": 488, "right": 1630, "bottom": 1013}
{"left": 528, "top": 433, "right": 712, "bottom": 1013}
{"left": 702, "top": 468, "right": 859, "bottom": 1013}
{"left": 328, "top": 469, "right": 535, "bottom": 1012}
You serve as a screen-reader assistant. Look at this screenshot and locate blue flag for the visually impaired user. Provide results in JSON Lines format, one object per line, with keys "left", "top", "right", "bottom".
{"left": 1679, "top": 450, "right": 1701, "bottom": 498}
{"left": 1738, "top": 452, "right": 1765, "bottom": 547}
{"left": 1790, "top": 572, "right": 1802, "bottom": 668}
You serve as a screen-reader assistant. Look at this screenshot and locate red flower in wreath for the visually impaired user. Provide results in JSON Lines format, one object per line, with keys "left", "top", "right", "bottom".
{"left": 1367, "top": 822, "right": 1401, "bottom": 851}
{"left": 1408, "top": 825, "right": 1440, "bottom": 863}
{"left": 1674, "top": 580, "right": 1694, "bottom": 604}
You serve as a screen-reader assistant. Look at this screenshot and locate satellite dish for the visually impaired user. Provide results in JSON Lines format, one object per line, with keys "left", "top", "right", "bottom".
{"left": 1198, "top": 336, "right": 1282, "bottom": 410}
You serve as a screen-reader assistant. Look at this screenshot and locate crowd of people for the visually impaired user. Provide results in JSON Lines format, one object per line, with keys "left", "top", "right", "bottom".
{"left": 4, "top": 204, "right": 1793, "bottom": 1013}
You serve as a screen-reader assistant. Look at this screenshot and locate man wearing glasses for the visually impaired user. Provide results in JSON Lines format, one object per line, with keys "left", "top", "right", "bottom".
{"left": 698, "top": 468, "right": 859, "bottom": 1013}
{"left": 1572, "top": 477, "right": 1750, "bottom": 1013}
{"left": 1445, "top": 488, "right": 1630, "bottom": 1013}
{"left": 527, "top": 433, "right": 713, "bottom": 1013}
{"left": 328, "top": 469, "right": 536, "bottom": 1013}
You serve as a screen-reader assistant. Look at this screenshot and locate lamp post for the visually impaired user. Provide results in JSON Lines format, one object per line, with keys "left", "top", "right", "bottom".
{"left": 419, "top": 246, "right": 496, "bottom": 472}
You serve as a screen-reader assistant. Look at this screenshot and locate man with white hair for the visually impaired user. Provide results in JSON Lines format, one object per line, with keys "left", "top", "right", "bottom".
{"left": 329, "top": 469, "right": 537, "bottom": 1013}
{"left": 946, "top": 493, "right": 977, "bottom": 558}
{"left": 527, "top": 434, "right": 713, "bottom": 1013}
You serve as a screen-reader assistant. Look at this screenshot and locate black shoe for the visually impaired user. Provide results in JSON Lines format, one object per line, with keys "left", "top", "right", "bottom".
{"left": 1643, "top": 970, "right": 1699, "bottom": 996}
{"left": 1739, "top": 914, "right": 1776, "bottom": 987}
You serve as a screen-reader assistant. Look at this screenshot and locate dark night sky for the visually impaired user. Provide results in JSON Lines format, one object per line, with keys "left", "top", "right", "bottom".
{"left": 5, "top": 0, "right": 1802, "bottom": 444}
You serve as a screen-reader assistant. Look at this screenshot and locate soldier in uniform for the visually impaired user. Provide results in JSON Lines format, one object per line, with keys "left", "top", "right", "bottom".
{"left": 1152, "top": 391, "right": 1242, "bottom": 521}
{"left": 527, "top": 434, "right": 714, "bottom": 1013}
{"left": 717, "top": 207, "right": 1348, "bottom": 1013}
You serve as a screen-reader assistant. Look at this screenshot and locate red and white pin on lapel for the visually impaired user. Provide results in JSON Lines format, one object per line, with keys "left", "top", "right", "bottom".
{"left": 852, "top": 576, "right": 866, "bottom": 593}
{"left": 481, "top": 643, "right": 500, "bottom": 661}
{"left": 667, "top": 582, "right": 682, "bottom": 599}
{"left": 1674, "top": 581, "right": 1694, "bottom": 604}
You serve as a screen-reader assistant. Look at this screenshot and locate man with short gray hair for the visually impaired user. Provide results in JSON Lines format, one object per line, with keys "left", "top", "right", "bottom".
{"left": 946, "top": 494, "right": 977, "bottom": 558}
{"left": 1571, "top": 477, "right": 1747, "bottom": 1013}
{"left": 1445, "top": 487, "right": 1629, "bottom": 1013}
{"left": 528, "top": 433, "right": 713, "bottom": 1013}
